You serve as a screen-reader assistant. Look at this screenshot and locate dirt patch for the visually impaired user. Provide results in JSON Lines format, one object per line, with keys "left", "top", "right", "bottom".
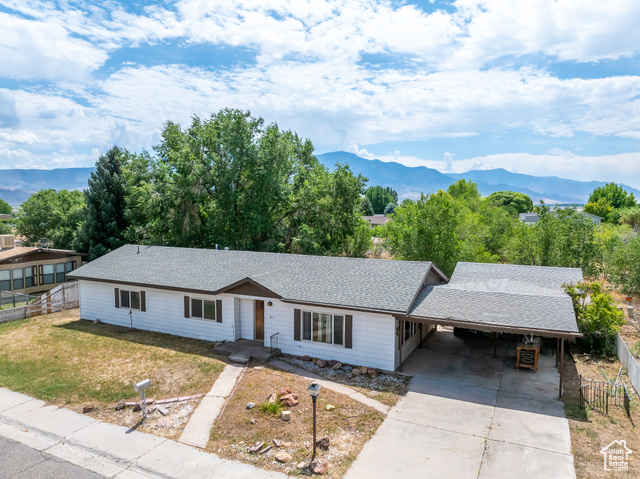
{"left": 279, "top": 355, "right": 409, "bottom": 407}
{"left": 562, "top": 350, "right": 640, "bottom": 478}
{"left": 208, "top": 365, "right": 384, "bottom": 478}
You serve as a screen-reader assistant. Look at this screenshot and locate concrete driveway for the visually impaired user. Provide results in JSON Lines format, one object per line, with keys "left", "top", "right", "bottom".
{"left": 345, "top": 330, "right": 575, "bottom": 479}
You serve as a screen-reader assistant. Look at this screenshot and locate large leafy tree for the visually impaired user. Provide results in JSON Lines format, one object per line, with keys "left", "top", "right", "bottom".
{"left": 364, "top": 185, "right": 398, "bottom": 214}
{"left": 486, "top": 191, "right": 533, "bottom": 215}
{"left": 608, "top": 234, "right": 640, "bottom": 294}
{"left": 585, "top": 182, "right": 636, "bottom": 223}
{"left": 127, "top": 109, "right": 367, "bottom": 256}
{"left": 16, "top": 189, "right": 85, "bottom": 249}
{"left": 75, "top": 146, "right": 131, "bottom": 260}
{"left": 0, "top": 198, "right": 11, "bottom": 215}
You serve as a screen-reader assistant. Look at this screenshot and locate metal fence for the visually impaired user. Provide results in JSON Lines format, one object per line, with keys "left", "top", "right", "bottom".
{"left": 0, "top": 291, "right": 38, "bottom": 310}
{"left": 579, "top": 374, "right": 632, "bottom": 419}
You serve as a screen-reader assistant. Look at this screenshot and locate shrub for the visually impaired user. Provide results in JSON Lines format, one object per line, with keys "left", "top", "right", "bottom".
{"left": 564, "top": 282, "right": 625, "bottom": 356}
{"left": 259, "top": 400, "right": 282, "bottom": 415}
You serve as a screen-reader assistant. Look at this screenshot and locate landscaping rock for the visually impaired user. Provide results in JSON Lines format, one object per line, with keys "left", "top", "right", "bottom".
{"left": 250, "top": 419, "right": 256, "bottom": 425}
{"left": 311, "top": 358, "right": 319, "bottom": 364}
{"left": 316, "top": 437, "right": 330, "bottom": 450}
{"left": 281, "top": 410, "right": 291, "bottom": 422}
{"left": 273, "top": 439, "right": 282, "bottom": 447}
{"left": 148, "top": 406, "right": 157, "bottom": 414}
{"left": 275, "top": 451, "right": 292, "bottom": 463}
{"left": 267, "top": 393, "right": 277, "bottom": 403}
{"left": 352, "top": 368, "right": 361, "bottom": 377}
{"left": 83, "top": 404, "right": 95, "bottom": 414}
{"left": 297, "top": 461, "right": 307, "bottom": 469}
{"left": 248, "top": 441, "right": 264, "bottom": 453}
{"left": 310, "top": 458, "right": 328, "bottom": 475}
{"left": 280, "top": 394, "right": 298, "bottom": 407}
{"left": 325, "top": 404, "right": 336, "bottom": 411}
{"left": 132, "top": 403, "right": 142, "bottom": 412}
{"left": 361, "top": 366, "right": 368, "bottom": 375}
{"left": 157, "top": 406, "right": 170, "bottom": 416}
{"left": 368, "top": 369, "right": 379, "bottom": 378}
{"left": 316, "top": 359, "right": 326, "bottom": 368}
{"left": 246, "top": 402, "right": 256, "bottom": 410}
{"left": 279, "top": 386, "right": 292, "bottom": 396}
{"left": 341, "top": 365, "right": 353, "bottom": 372}
{"left": 115, "top": 399, "right": 126, "bottom": 411}
{"left": 300, "top": 355, "right": 312, "bottom": 361}
{"left": 156, "top": 417, "right": 174, "bottom": 429}
{"left": 327, "top": 360, "right": 338, "bottom": 367}
{"left": 332, "top": 362, "right": 343, "bottom": 370}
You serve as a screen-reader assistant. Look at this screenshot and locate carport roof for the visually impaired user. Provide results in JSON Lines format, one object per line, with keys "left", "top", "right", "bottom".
{"left": 407, "top": 263, "right": 583, "bottom": 338}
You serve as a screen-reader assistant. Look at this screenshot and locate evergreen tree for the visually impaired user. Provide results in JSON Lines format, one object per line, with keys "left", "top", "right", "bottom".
{"left": 75, "top": 146, "right": 130, "bottom": 260}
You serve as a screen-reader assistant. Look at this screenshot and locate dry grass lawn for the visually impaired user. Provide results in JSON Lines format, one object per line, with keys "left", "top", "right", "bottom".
{"left": 0, "top": 309, "right": 225, "bottom": 437}
{"left": 208, "top": 365, "right": 384, "bottom": 478}
{"left": 562, "top": 351, "right": 640, "bottom": 478}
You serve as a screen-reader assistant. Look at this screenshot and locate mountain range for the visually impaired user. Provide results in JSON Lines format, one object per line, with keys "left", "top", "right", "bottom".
{"left": 1, "top": 153, "right": 638, "bottom": 205}
{"left": 317, "top": 152, "right": 640, "bottom": 204}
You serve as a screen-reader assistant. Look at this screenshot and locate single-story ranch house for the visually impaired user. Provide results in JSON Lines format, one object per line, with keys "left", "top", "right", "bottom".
{"left": 69, "top": 245, "right": 583, "bottom": 373}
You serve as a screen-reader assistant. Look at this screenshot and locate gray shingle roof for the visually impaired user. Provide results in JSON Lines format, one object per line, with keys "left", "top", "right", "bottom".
{"left": 408, "top": 262, "right": 583, "bottom": 336}
{"left": 69, "top": 244, "right": 434, "bottom": 313}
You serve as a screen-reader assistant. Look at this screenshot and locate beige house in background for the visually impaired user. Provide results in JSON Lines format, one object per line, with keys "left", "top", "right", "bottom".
{"left": 0, "top": 235, "right": 83, "bottom": 295}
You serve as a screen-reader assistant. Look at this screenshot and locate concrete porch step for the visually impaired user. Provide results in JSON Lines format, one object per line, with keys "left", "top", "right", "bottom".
{"left": 228, "top": 349, "right": 281, "bottom": 364}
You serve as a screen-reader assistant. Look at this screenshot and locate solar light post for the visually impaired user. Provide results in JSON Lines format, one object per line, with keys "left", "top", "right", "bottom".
{"left": 134, "top": 379, "right": 151, "bottom": 419}
{"left": 307, "top": 382, "right": 322, "bottom": 458}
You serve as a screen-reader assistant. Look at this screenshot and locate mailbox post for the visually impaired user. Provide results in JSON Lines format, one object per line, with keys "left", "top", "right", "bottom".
{"left": 134, "top": 379, "right": 151, "bottom": 418}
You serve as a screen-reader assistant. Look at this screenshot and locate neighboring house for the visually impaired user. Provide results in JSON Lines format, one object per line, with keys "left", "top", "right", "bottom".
{"left": 363, "top": 214, "right": 388, "bottom": 229}
{"left": 0, "top": 235, "right": 83, "bottom": 295}
{"left": 519, "top": 211, "right": 602, "bottom": 225}
{"left": 0, "top": 214, "right": 12, "bottom": 221}
{"left": 69, "top": 245, "right": 583, "bottom": 372}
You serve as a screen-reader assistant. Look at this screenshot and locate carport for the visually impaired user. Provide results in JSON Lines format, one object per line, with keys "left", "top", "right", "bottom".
{"left": 397, "top": 262, "right": 583, "bottom": 398}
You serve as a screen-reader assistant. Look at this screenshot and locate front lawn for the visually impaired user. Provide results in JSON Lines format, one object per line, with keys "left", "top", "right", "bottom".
{"left": 0, "top": 309, "right": 225, "bottom": 417}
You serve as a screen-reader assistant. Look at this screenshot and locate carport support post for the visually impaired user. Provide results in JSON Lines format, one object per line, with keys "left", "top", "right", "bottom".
{"left": 558, "top": 338, "right": 564, "bottom": 399}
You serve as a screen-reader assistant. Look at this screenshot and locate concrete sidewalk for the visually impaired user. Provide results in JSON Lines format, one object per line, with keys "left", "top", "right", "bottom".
{"left": 0, "top": 388, "right": 285, "bottom": 479}
{"left": 270, "top": 359, "right": 390, "bottom": 414}
{"left": 179, "top": 363, "right": 244, "bottom": 448}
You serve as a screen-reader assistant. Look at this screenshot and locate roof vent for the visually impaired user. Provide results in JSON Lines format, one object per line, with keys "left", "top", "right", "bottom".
{"left": 0, "top": 234, "right": 15, "bottom": 249}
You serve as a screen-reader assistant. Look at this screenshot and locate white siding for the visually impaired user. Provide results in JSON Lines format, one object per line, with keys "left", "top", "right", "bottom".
{"left": 78, "top": 281, "right": 235, "bottom": 342}
{"left": 395, "top": 320, "right": 434, "bottom": 369}
{"left": 78, "top": 280, "right": 399, "bottom": 371}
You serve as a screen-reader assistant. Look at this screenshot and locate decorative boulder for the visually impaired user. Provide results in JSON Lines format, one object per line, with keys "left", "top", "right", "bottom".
{"left": 275, "top": 451, "right": 292, "bottom": 463}
{"left": 246, "top": 402, "right": 256, "bottom": 410}
{"left": 316, "top": 360, "right": 326, "bottom": 368}
{"left": 279, "top": 386, "right": 292, "bottom": 396}
{"left": 267, "top": 393, "right": 277, "bottom": 403}
{"left": 115, "top": 399, "right": 126, "bottom": 411}
{"left": 332, "top": 362, "right": 343, "bottom": 370}
{"left": 368, "top": 369, "right": 379, "bottom": 378}
{"left": 316, "top": 437, "right": 330, "bottom": 450}
{"left": 300, "top": 355, "right": 312, "bottom": 362}
{"left": 327, "top": 360, "right": 338, "bottom": 367}
{"left": 361, "top": 366, "right": 368, "bottom": 375}
{"left": 352, "top": 368, "right": 361, "bottom": 377}
{"left": 280, "top": 394, "right": 299, "bottom": 407}
{"left": 341, "top": 365, "right": 353, "bottom": 372}
{"left": 310, "top": 458, "right": 328, "bottom": 475}
{"left": 325, "top": 404, "right": 336, "bottom": 411}
{"left": 83, "top": 404, "right": 95, "bottom": 414}
{"left": 281, "top": 410, "right": 291, "bottom": 422}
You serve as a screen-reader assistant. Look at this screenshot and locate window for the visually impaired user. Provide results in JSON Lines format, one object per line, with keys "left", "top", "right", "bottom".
{"left": 66, "top": 261, "right": 76, "bottom": 274}
{"left": 42, "top": 265, "right": 54, "bottom": 285}
{"left": 115, "top": 288, "right": 145, "bottom": 311}
{"left": 55, "top": 263, "right": 65, "bottom": 283}
{"left": 0, "top": 270, "right": 10, "bottom": 291}
{"left": 190, "top": 298, "right": 216, "bottom": 320}
{"left": 403, "top": 321, "right": 417, "bottom": 344}
{"left": 24, "top": 267, "right": 35, "bottom": 288}
{"left": 12, "top": 268, "right": 23, "bottom": 290}
{"left": 302, "top": 310, "right": 344, "bottom": 346}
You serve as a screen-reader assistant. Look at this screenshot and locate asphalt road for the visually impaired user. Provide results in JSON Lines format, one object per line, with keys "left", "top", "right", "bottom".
{"left": 0, "top": 435, "right": 105, "bottom": 479}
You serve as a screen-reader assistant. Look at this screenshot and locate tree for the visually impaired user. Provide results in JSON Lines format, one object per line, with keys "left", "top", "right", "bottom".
{"left": 365, "top": 186, "right": 398, "bottom": 214}
{"left": 564, "top": 282, "right": 625, "bottom": 356}
{"left": 608, "top": 234, "right": 640, "bottom": 294}
{"left": 583, "top": 197, "right": 613, "bottom": 222}
{"left": 380, "top": 191, "right": 462, "bottom": 276}
{"left": 486, "top": 191, "right": 533, "bottom": 215}
{"left": 75, "top": 146, "right": 131, "bottom": 261}
{"left": 0, "top": 222, "right": 11, "bottom": 235}
{"left": 618, "top": 206, "right": 640, "bottom": 232}
{"left": 359, "top": 197, "right": 374, "bottom": 216}
{"left": 343, "top": 218, "right": 373, "bottom": 258}
{"left": 585, "top": 182, "right": 636, "bottom": 223}
{"left": 0, "top": 198, "right": 11, "bottom": 215}
{"left": 127, "top": 109, "right": 367, "bottom": 256}
{"left": 15, "top": 189, "right": 85, "bottom": 249}
{"left": 594, "top": 223, "right": 632, "bottom": 280}
{"left": 383, "top": 203, "right": 396, "bottom": 215}
{"left": 447, "top": 179, "right": 480, "bottom": 200}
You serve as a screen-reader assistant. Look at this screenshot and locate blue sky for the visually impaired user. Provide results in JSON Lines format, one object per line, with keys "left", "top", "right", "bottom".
{"left": 1, "top": 0, "right": 639, "bottom": 187}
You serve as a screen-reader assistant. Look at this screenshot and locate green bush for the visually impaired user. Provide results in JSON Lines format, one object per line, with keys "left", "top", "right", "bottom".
{"left": 259, "top": 400, "right": 282, "bottom": 415}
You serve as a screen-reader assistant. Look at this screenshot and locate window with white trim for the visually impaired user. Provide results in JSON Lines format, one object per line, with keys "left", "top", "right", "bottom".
{"left": 301, "top": 311, "right": 344, "bottom": 346}
{"left": 402, "top": 321, "right": 416, "bottom": 344}
{"left": 190, "top": 298, "right": 216, "bottom": 321}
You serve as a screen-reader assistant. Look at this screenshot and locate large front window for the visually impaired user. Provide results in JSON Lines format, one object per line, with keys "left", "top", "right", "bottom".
{"left": 302, "top": 310, "right": 344, "bottom": 346}
{"left": 190, "top": 298, "right": 216, "bottom": 320}
{"left": 42, "top": 265, "right": 54, "bottom": 285}
{"left": 0, "top": 270, "right": 10, "bottom": 291}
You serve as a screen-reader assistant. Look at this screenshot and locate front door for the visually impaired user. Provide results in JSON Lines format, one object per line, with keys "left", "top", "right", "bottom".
{"left": 255, "top": 300, "right": 265, "bottom": 341}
